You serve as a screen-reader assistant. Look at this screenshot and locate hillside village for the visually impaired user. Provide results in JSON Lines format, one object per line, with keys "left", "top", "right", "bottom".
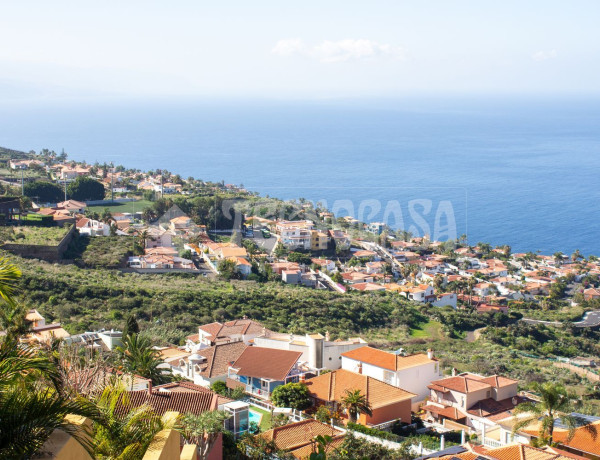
{"left": 2, "top": 148, "right": 600, "bottom": 459}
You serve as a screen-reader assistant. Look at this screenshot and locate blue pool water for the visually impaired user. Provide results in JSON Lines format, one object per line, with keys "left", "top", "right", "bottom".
{"left": 248, "top": 409, "right": 263, "bottom": 426}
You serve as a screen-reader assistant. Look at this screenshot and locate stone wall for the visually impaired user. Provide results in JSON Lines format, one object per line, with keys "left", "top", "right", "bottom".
{"left": 1, "top": 224, "right": 75, "bottom": 261}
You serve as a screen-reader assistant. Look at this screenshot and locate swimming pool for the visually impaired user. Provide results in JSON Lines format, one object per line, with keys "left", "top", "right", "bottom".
{"left": 248, "top": 409, "right": 263, "bottom": 426}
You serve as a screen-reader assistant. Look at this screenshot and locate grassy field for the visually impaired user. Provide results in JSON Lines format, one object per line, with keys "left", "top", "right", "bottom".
{"left": 0, "top": 225, "right": 70, "bottom": 246}
{"left": 409, "top": 320, "right": 443, "bottom": 339}
{"left": 87, "top": 200, "right": 153, "bottom": 214}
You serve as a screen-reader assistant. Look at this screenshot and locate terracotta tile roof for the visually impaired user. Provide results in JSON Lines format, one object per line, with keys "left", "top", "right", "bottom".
{"left": 159, "top": 347, "right": 190, "bottom": 360}
{"left": 429, "top": 373, "right": 514, "bottom": 394}
{"left": 198, "top": 319, "right": 266, "bottom": 342}
{"left": 422, "top": 403, "right": 467, "bottom": 420}
{"left": 305, "top": 369, "right": 415, "bottom": 409}
{"left": 231, "top": 347, "right": 301, "bottom": 381}
{"left": 153, "top": 381, "right": 233, "bottom": 406}
{"left": 341, "top": 346, "right": 436, "bottom": 372}
{"left": 192, "top": 341, "right": 247, "bottom": 378}
{"left": 123, "top": 389, "right": 218, "bottom": 415}
{"left": 467, "top": 395, "right": 529, "bottom": 418}
{"left": 288, "top": 435, "right": 345, "bottom": 459}
{"left": 76, "top": 217, "right": 90, "bottom": 228}
{"left": 260, "top": 419, "right": 343, "bottom": 451}
{"left": 524, "top": 421, "right": 600, "bottom": 457}
{"left": 198, "top": 322, "right": 223, "bottom": 340}
{"left": 479, "top": 444, "right": 584, "bottom": 460}
{"left": 350, "top": 282, "right": 386, "bottom": 291}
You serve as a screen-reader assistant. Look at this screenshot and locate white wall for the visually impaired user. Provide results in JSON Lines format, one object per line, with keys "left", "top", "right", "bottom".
{"left": 342, "top": 356, "right": 441, "bottom": 402}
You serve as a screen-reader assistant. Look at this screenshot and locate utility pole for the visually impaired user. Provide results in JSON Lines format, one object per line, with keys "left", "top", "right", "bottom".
{"left": 111, "top": 162, "right": 114, "bottom": 203}
{"left": 63, "top": 179, "right": 67, "bottom": 202}
{"left": 20, "top": 169, "right": 24, "bottom": 196}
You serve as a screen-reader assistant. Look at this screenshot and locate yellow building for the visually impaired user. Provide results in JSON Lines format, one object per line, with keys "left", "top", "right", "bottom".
{"left": 310, "top": 230, "right": 329, "bottom": 251}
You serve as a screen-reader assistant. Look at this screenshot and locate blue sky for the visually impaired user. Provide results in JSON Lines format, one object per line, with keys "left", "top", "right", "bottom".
{"left": 1, "top": 1, "right": 599, "bottom": 99}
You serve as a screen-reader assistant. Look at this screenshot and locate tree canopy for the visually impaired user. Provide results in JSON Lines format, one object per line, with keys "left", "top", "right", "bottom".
{"left": 24, "top": 181, "right": 64, "bottom": 203}
{"left": 270, "top": 382, "right": 311, "bottom": 410}
{"left": 67, "top": 176, "right": 105, "bottom": 201}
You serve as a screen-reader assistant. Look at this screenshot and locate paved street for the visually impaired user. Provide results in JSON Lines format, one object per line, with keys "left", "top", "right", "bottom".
{"left": 573, "top": 310, "right": 600, "bottom": 327}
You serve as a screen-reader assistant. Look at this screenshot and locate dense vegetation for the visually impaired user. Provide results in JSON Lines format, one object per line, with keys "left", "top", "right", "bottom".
{"left": 64, "top": 235, "right": 134, "bottom": 268}
{"left": 67, "top": 176, "right": 105, "bottom": 201}
{"left": 24, "top": 180, "right": 64, "bottom": 203}
{"left": 0, "top": 225, "right": 70, "bottom": 245}
{"left": 9, "top": 251, "right": 423, "bottom": 341}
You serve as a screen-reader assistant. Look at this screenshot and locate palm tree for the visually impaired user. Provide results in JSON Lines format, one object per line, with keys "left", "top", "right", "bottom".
{"left": 467, "top": 277, "right": 477, "bottom": 307}
{"left": 512, "top": 382, "right": 597, "bottom": 446}
{"left": 116, "top": 334, "right": 171, "bottom": 385}
{"left": 0, "top": 256, "right": 22, "bottom": 305}
{"left": 341, "top": 389, "right": 372, "bottom": 424}
{"left": 0, "top": 257, "right": 102, "bottom": 457}
{"left": 92, "top": 384, "right": 169, "bottom": 459}
{"left": 137, "top": 229, "right": 150, "bottom": 249}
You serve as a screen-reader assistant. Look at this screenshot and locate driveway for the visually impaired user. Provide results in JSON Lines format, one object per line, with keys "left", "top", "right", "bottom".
{"left": 246, "top": 231, "right": 278, "bottom": 255}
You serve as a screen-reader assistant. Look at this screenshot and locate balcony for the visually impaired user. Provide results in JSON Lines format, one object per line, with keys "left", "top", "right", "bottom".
{"left": 226, "top": 376, "right": 271, "bottom": 399}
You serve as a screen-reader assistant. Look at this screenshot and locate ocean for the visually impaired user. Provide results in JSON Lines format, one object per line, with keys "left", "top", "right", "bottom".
{"left": 1, "top": 95, "right": 599, "bottom": 256}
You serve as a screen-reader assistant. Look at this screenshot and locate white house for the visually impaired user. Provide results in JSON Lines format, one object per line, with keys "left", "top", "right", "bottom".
{"left": 254, "top": 331, "right": 367, "bottom": 371}
{"left": 341, "top": 346, "right": 441, "bottom": 406}
{"left": 276, "top": 220, "right": 314, "bottom": 250}
{"left": 76, "top": 217, "right": 110, "bottom": 236}
{"left": 432, "top": 293, "right": 458, "bottom": 309}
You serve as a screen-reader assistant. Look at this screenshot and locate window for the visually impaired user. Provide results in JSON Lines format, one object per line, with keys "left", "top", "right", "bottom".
{"left": 383, "top": 370, "right": 394, "bottom": 384}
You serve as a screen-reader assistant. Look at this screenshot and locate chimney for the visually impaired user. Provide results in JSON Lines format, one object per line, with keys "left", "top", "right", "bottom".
{"left": 357, "top": 363, "right": 362, "bottom": 374}
{"left": 243, "top": 315, "right": 248, "bottom": 320}
{"left": 300, "top": 374, "right": 306, "bottom": 382}
{"left": 427, "top": 348, "right": 434, "bottom": 360}
{"left": 325, "top": 331, "right": 330, "bottom": 341}
{"left": 452, "top": 367, "right": 457, "bottom": 376}
{"left": 147, "top": 380, "right": 153, "bottom": 395}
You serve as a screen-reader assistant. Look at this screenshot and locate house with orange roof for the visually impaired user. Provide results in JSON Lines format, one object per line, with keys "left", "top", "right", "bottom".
{"left": 341, "top": 346, "right": 441, "bottom": 404}
{"left": 427, "top": 443, "right": 586, "bottom": 460}
{"left": 169, "top": 215, "right": 192, "bottom": 232}
{"left": 57, "top": 199, "right": 87, "bottom": 213}
{"left": 311, "top": 258, "right": 336, "bottom": 272}
{"left": 257, "top": 419, "right": 344, "bottom": 459}
{"left": 397, "top": 284, "right": 436, "bottom": 303}
{"left": 190, "top": 318, "right": 270, "bottom": 347}
{"left": 521, "top": 419, "right": 600, "bottom": 459}
{"left": 423, "top": 372, "right": 522, "bottom": 432}
{"left": 584, "top": 288, "right": 600, "bottom": 301}
{"left": 226, "top": 347, "right": 310, "bottom": 400}
{"left": 304, "top": 368, "right": 415, "bottom": 426}
{"left": 163, "top": 341, "right": 247, "bottom": 387}
{"left": 76, "top": 216, "right": 110, "bottom": 236}
{"left": 352, "top": 249, "right": 378, "bottom": 260}
{"left": 340, "top": 271, "right": 374, "bottom": 284}
{"left": 349, "top": 282, "right": 387, "bottom": 292}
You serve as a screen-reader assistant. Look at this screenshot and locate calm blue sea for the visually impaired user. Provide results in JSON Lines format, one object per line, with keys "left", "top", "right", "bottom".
{"left": 1, "top": 96, "right": 599, "bottom": 256}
